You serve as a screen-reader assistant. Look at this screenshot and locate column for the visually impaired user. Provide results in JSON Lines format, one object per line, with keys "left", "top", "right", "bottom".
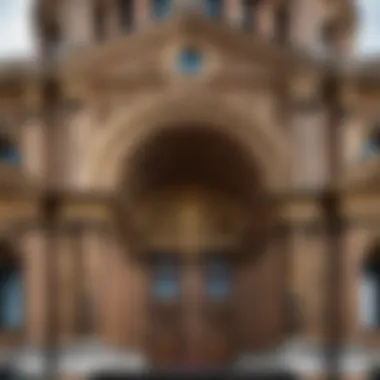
{"left": 290, "top": 225, "right": 326, "bottom": 341}
{"left": 104, "top": 232, "right": 127, "bottom": 347}
{"left": 57, "top": 231, "right": 77, "bottom": 342}
{"left": 134, "top": 0, "right": 149, "bottom": 30}
{"left": 129, "top": 256, "right": 149, "bottom": 351}
{"left": 256, "top": 1, "right": 275, "bottom": 39}
{"left": 61, "top": 0, "right": 94, "bottom": 48}
{"left": 21, "top": 229, "right": 48, "bottom": 347}
{"left": 290, "top": 76, "right": 328, "bottom": 189}
{"left": 20, "top": 112, "right": 45, "bottom": 183}
{"left": 225, "top": 0, "right": 242, "bottom": 27}
{"left": 289, "top": 0, "right": 324, "bottom": 51}
{"left": 81, "top": 227, "right": 107, "bottom": 343}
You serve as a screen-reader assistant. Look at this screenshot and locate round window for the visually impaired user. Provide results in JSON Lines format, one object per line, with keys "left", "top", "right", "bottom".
{"left": 177, "top": 47, "right": 203, "bottom": 76}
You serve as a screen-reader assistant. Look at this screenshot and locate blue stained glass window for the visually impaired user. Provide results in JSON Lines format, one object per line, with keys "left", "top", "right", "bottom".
{"left": 204, "top": 0, "right": 223, "bottom": 19}
{"left": 177, "top": 48, "right": 203, "bottom": 75}
{"left": 0, "top": 267, "right": 23, "bottom": 330}
{"left": 205, "top": 256, "right": 231, "bottom": 301}
{"left": 152, "top": 255, "right": 179, "bottom": 301}
{"left": 151, "top": 0, "right": 172, "bottom": 19}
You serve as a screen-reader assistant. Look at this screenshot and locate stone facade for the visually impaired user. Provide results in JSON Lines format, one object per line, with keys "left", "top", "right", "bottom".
{"left": 0, "top": 0, "right": 378, "bottom": 379}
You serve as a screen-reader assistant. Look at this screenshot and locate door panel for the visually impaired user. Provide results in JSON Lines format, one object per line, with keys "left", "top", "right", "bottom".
{"left": 147, "top": 253, "right": 234, "bottom": 368}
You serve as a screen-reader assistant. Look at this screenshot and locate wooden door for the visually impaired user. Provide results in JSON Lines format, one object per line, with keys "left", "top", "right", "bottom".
{"left": 201, "top": 254, "right": 234, "bottom": 367}
{"left": 147, "top": 254, "right": 183, "bottom": 368}
{"left": 147, "top": 253, "right": 234, "bottom": 369}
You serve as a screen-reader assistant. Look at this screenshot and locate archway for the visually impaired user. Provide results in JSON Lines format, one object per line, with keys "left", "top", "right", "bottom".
{"left": 83, "top": 91, "right": 289, "bottom": 190}
{"left": 115, "top": 123, "right": 285, "bottom": 369}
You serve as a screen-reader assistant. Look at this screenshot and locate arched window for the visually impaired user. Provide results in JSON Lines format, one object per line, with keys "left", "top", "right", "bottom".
{"left": 362, "top": 127, "right": 380, "bottom": 158}
{"left": 151, "top": 254, "right": 180, "bottom": 301}
{"left": 151, "top": 0, "right": 172, "bottom": 19}
{"left": 0, "top": 135, "right": 20, "bottom": 166}
{"left": 360, "top": 245, "right": 380, "bottom": 329}
{"left": 204, "top": 0, "right": 223, "bottom": 19}
{"left": 0, "top": 241, "right": 23, "bottom": 331}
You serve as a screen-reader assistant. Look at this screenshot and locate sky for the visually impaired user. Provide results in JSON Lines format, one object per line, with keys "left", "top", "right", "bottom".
{"left": 0, "top": 0, "right": 380, "bottom": 60}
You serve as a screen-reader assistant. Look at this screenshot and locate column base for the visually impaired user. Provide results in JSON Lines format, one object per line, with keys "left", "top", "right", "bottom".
{"left": 11, "top": 339, "right": 147, "bottom": 378}
{"left": 234, "top": 338, "right": 376, "bottom": 378}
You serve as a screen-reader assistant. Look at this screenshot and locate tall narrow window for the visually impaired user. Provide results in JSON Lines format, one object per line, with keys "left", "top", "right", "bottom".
{"left": 0, "top": 242, "right": 23, "bottom": 331}
{"left": 204, "top": 0, "right": 223, "bottom": 19}
{"left": 242, "top": 0, "right": 260, "bottom": 32}
{"left": 94, "top": 0, "right": 107, "bottom": 40}
{"left": 151, "top": 254, "right": 180, "bottom": 301}
{"left": 360, "top": 247, "right": 380, "bottom": 329}
{"left": 204, "top": 255, "right": 231, "bottom": 301}
{"left": 119, "top": 0, "right": 134, "bottom": 31}
{"left": 0, "top": 135, "right": 20, "bottom": 166}
{"left": 0, "top": 267, "right": 23, "bottom": 330}
{"left": 151, "top": 0, "right": 172, "bottom": 19}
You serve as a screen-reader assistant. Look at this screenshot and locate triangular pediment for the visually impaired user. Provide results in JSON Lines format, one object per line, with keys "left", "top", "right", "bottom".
{"left": 60, "top": 13, "right": 323, "bottom": 84}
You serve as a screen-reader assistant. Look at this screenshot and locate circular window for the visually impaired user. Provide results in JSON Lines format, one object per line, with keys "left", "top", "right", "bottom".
{"left": 177, "top": 47, "right": 203, "bottom": 76}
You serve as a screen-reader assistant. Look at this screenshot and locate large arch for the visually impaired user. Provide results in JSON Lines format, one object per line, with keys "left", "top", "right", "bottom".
{"left": 82, "top": 91, "right": 290, "bottom": 190}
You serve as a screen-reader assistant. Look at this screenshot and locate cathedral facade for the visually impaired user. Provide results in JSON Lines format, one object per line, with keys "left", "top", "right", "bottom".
{"left": 0, "top": 0, "right": 379, "bottom": 379}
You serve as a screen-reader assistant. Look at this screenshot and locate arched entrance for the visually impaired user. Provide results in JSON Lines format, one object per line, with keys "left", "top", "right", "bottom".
{"left": 115, "top": 124, "right": 282, "bottom": 369}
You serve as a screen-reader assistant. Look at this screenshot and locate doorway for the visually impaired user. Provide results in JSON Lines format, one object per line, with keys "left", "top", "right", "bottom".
{"left": 147, "top": 252, "right": 234, "bottom": 370}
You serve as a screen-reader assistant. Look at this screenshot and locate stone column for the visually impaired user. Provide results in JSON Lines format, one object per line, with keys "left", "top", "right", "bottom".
{"left": 225, "top": 0, "right": 242, "bottom": 27}
{"left": 21, "top": 229, "right": 48, "bottom": 347}
{"left": 103, "top": 232, "right": 128, "bottom": 347}
{"left": 81, "top": 228, "right": 107, "bottom": 343}
{"left": 342, "top": 226, "right": 369, "bottom": 344}
{"left": 290, "top": 226, "right": 327, "bottom": 342}
{"left": 256, "top": 1, "right": 275, "bottom": 39}
{"left": 134, "top": 0, "right": 149, "bottom": 30}
{"left": 290, "top": 77, "right": 328, "bottom": 190}
{"left": 20, "top": 113, "right": 45, "bottom": 183}
{"left": 61, "top": 0, "right": 94, "bottom": 48}
{"left": 57, "top": 232, "right": 78, "bottom": 343}
{"left": 289, "top": 0, "right": 324, "bottom": 51}
{"left": 129, "top": 256, "right": 149, "bottom": 351}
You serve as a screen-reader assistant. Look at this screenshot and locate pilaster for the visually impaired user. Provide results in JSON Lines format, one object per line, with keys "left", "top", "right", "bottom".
{"left": 21, "top": 228, "right": 48, "bottom": 347}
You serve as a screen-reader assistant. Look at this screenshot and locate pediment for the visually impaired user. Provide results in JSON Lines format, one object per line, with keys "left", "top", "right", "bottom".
{"left": 60, "top": 13, "right": 322, "bottom": 86}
